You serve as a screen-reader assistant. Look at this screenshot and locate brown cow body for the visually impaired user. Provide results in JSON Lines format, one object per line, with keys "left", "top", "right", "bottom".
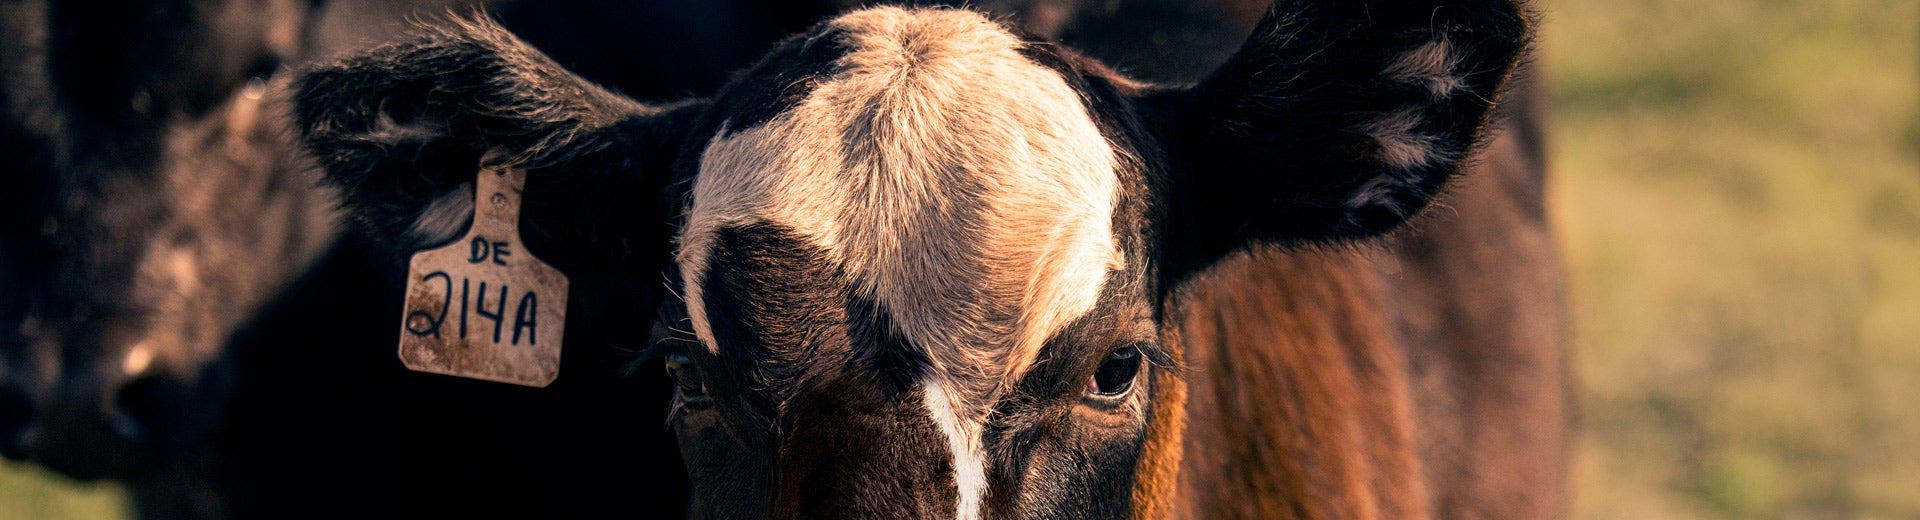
{"left": 1045, "top": 4, "right": 1569, "bottom": 516}
{"left": 1167, "top": 71, "right": 1568, "bottom": 518}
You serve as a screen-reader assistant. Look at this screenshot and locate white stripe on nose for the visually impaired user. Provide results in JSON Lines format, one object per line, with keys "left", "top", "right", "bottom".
{"left": 922, "top": 379, "right": 986, "bottom": 520}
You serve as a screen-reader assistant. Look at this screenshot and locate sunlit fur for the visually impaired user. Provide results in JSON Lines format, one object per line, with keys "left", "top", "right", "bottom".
{"left": 1385, "top": 40, "right": 1466, "bottom": 98}
{"left": 676, "top": 10, "right": 1123, "bottom": 516}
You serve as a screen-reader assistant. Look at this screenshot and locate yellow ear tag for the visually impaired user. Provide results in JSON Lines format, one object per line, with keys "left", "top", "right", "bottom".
{"left": 397, "top": 158, "right": 567, "bottom": 387}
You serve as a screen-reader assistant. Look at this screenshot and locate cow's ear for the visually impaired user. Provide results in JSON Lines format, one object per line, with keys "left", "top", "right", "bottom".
{"left": 1146, "top": 0, "right": 1530, "bottom": 286}
{"left": 292, "top": 14, "right": 706, "bottom": 270}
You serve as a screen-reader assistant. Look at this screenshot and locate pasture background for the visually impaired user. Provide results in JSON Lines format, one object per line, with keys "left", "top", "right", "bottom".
{"left": 2, "top": 0, "right": 1916, "bottom": 517}
{"left": 1550, "top": 0, "right": 1919, "bottom": 517}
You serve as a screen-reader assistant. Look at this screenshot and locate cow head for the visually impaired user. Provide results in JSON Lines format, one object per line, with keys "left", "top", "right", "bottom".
{"left": 294, "top": 1, "right": 1528, "bottom": 517}
{"left": 0, "top": 0, "right": 337, "bottom": 479}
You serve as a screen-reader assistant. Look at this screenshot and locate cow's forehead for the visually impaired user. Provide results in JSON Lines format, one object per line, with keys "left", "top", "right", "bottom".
{"left": 675, "top": 6, "right": 1122, "bottom": 393}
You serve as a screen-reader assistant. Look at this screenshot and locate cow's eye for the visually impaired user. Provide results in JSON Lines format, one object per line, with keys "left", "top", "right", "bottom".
{"left": 1087, "top": 346, "right": 1142, "bottom": 398}
{"left": 664, "top": 353, "right": 709, "bottom": 400}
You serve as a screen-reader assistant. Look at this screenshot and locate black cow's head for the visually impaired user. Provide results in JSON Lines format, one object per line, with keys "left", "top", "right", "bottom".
{"left": 294, "top": 1, "right": 1528, "bottom": 517}
{"left": 0, "top": 0, "right": 337, "bottom": 479}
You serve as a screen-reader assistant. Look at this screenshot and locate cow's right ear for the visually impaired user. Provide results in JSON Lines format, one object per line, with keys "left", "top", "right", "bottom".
{"left": 292, "top": 14, "right": 706, "bottom": 270}
{"left": 1143, "top": 0, "right": 1529, "bottom": 291}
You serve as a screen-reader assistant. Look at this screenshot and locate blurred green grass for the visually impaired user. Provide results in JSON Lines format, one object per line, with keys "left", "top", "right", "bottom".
{"left": 3, "top": 1, "right": 1917, "bottom": 518}
{"left": 1543, "top": 0, "right": 1920, "bottom": 518}
{"left": 0, "top": 460, "right": 127, "bottom": 518}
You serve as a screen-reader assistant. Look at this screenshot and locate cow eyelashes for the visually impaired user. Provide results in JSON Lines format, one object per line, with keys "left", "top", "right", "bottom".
{"left": 1087, "top": 345, "right": 1143, "bottom": 399}
{"left": 664, "top": 352, "right": 711, "bottom": 403}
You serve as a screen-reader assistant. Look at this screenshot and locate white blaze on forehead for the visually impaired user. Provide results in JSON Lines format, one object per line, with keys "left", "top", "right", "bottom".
{"left": 678, "top": 6, "right": 1120, "bottom": 383}
{"left": 677, "top": 9, "right": 1120, "bottom": 515}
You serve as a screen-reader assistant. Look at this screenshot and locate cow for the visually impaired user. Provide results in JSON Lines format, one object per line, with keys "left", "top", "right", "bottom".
{"left": 292, "top": 0, "right": 1563, "bottom": 518}
{"left": 0, "top": 0, "right": 743, "bottom": 517}
{"left": 0, "top": 0, "right": 340, "bottom": 484}
{"left": 0, "top": 0, "right": 1248, "bottom": 508}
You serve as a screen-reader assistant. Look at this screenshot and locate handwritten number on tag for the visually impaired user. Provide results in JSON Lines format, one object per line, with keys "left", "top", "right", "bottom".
{"left": 403, "top": 269, "right": 543, "bottom": 347}
{"left": 405, "top": 272, "right": 453, "bottom": 339}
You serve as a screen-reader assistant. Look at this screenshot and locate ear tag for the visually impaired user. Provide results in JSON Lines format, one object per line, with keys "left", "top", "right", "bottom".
{"left": 397, "top": 159, "right": 567, "bottom": 387}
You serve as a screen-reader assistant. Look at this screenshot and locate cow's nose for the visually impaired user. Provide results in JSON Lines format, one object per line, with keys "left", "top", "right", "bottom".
{"left": 12, "top": 372, "right": 175, "bottom": 479}
{"left": 73, "top": 370, "right": 181, "bottom": 445}
{"left": 109, "top": 372, "right": 187, "bottom": 444}
{"left": 0, "top": 382, "right": 33, "bottom": 460}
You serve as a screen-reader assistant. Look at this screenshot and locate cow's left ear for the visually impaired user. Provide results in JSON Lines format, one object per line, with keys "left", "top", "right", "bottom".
{"left": 292, "top": 14, "right": 707, "bottom": 271}
{"left": 1146, "top": 0, "right": 1530, "bottom": 287}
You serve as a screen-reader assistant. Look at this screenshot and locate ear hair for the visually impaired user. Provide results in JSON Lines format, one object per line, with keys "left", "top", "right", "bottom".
{"left": 1148, "top": 0, "right": 1531, "bottom": 290}
{"left": 291, "top": 12, "right": 703, "bottom": 270}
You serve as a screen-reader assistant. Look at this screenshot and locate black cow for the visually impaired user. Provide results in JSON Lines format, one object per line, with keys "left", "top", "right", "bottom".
{"left": 0, "top": 0, "right": 338, "bottom": 483}
{"left": 0, "top": 0, "right": 734, "bottom": 517}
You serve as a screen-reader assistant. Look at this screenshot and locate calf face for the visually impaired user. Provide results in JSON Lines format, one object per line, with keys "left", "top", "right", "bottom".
{"left": 295, "top": 1, "right": 1529, "bottom": 517}
{"left": 0, "top": 0, "right": 337, "bottom": 479}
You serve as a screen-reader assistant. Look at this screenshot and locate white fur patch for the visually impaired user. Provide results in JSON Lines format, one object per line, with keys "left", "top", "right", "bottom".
{"left": 407, "top": 182, "right": 474, "bottom": 245}
{"left": 367, "top": 112, "right": 443, "bottom": 145}
{"left": 1385, "top": 40, "right": 1465, "bottom": 97}
{"left": 922, "top": 379, "right": 987, "bottom": 520}
{"left": 1362, "top": 108, "right": 1450, "bottom": 171}
{"left": 678, "top": 6, "right": 1121, "bottom": 406}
